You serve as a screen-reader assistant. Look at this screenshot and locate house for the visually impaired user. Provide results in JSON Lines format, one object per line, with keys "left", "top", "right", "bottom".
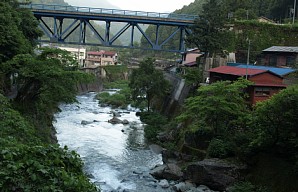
{"left": 181, "top": 48, "right": 202, "bottom": 67}
{"left": 181, "top": 48, "right": 231, "bottom": 80}
{"left": 259, "top": 46, "right": 298, "bottom": 67}
{"left": 85, "top": 50, "right": 117, "bottom": 67}
{"left": 227, "top": 63, "right": 297, "bottom": 85}
{"left": 208, "top": 66, "right": 287, "bottom": 105}
{"left": 58, "top": 46, "right": 86, "bottom": 67}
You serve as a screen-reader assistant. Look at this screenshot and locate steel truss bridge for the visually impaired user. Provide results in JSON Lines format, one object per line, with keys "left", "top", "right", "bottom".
{"left": 22, "top": 3, "right": 198, "bottom": 52}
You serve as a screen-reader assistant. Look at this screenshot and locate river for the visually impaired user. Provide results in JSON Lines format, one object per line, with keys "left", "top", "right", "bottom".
{"left": 54, "top": 92, "right": 174, "bottom": 192}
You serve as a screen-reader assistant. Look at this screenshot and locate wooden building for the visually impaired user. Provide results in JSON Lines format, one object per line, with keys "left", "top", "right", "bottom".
{"left": 208, "top": 66, "right": 287, "bottom": 105}
{"left": 259, "top": 46, "right": 298, "bottom": 67}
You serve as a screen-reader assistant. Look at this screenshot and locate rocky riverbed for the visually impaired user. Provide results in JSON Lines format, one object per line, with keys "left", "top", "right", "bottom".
{"left": 54, "top": 92, "right": 245, "bottom": 191}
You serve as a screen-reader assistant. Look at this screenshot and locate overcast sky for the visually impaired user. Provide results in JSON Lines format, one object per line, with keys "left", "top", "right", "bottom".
{"left": 64, "top": 0, "right": 195, "bottom": 13}
{"left": 107, "top": 0, "right": 195, "bottom": 12}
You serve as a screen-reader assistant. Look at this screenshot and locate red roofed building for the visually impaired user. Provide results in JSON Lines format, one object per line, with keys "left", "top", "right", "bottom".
{"left": 86, "top": 50, "right": 118, "bottom": 67}
{"left": 209, "top": 66, "right": 287, "bottom": 105}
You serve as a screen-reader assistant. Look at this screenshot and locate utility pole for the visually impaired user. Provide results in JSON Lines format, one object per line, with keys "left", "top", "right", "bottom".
{"left": 246, "top": 39, "right": 251, "bottom": 80}
{"left": 293, "top": 0, "right": 297, "bottom": 24}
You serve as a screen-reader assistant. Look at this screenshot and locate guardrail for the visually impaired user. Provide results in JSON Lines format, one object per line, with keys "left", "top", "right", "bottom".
{"left": 21, "top": 3, "right": 198, "bottom": 21}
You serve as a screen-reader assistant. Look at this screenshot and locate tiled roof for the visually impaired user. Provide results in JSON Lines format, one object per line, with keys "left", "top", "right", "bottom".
{"left": 104, "top": 51, "right": 116, "bottom": 56}
{"left": 262, "top": 46, "right": 298, "bottom": 53}
{"left": 87, "top": 51, "right": 116, "bottom": 56}
{"left": 87, "top": 51, "right": 103, "bottom": 55}
{"left": 233, "top": 64, "right": 296, "bottom": 76}
{"left": 208, "top": 66, "right": 267, "bottom": 77}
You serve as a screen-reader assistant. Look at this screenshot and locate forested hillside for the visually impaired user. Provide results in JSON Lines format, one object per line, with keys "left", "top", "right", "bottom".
{"left": 140, "top": 0, "right": 298, "bottom": 60}
{"left": 175, "top": 0, "right": 296, "bottom": 22}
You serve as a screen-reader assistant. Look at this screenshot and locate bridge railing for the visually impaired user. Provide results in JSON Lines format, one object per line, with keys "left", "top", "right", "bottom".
{"left": 21, "top": 3, "right": 198, "bottom": 21}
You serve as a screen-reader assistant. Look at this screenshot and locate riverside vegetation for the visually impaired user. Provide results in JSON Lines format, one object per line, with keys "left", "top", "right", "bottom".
{"left": 0, "top": 0, "right": 98, "bottom": 191}
{"left": 96, "top": 53, "right": 298, "bottom": 191}
{"left": 97, "top": 58, "right": 298, "bottom": 191}
{"left": 136, "top": 76, "right": 298, "bottom": 191}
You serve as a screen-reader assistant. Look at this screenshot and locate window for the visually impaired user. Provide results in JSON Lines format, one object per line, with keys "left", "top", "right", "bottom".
{"left": 269, "top": 56, "right": 277, "bottom": 66}
{"left": 255, "top": 87, "right": 270, "bottom": 96}
{"left": 286, "top": 56, "right": 295, "bottom": 66}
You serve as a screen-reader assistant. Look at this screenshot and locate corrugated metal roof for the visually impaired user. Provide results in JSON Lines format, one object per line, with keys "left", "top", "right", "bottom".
{"left": 262, "top": 46, "right": 298, "bottom": 53}
{"left": 234, "top": 64, "right": 296, "bottom": 76}
{"left": 209, "top": 66, "right": 267, "bottom": 76}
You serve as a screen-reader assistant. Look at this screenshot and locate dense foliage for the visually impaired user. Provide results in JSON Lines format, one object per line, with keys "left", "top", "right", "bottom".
{"left": 175, "top": 81, "right": 298, "bottom": 191}
{"left": 177, "top": 79, "right": 252, "bottom": 135}
{"left": 186, "top": 0, "right": 230, "bottom": 57}
{"left": 0, "top": 1, "right": 98, "bottom": 191}
{"left": 252, "top": 86, "right": 298, "bottom": 159}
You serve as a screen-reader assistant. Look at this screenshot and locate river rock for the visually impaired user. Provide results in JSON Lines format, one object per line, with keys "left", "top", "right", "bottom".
{"left": 81, "top": 120, "right": 93, "bottom": 125}
{"left": 159, "top": 179, "right": 170, "bottom": 188}
{"left": 196, "top": 185, "right": 212, "bottom": 192}
{"left": 149, "top": 144, "right": 164, "bottom": 154}
{"left": 108, "top": 117, "right": 122, "bottom": 124}
{"left": 184, "top": 158, "right": 246, "bottom": 191}
{"left": 122, "top": 119, "right": 129, "bottom": 124}
{"left": 174, "top": 182, "right": 187, "bottom": 192}
{"left": 150, "top": 164, "right": 167, "bottom": 179}
{"left": 165, "top": 163, "right": 183, "bottom": 180}
{"left": 150, "top": 163, "right": 183, "bottom": 181}
{"left": 174, "top": 181, "right": 196, "bottom": 192}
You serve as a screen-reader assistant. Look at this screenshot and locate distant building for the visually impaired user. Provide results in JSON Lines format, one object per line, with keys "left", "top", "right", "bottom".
{"left": 259, "top": 46, "right": 298, "bottom": 67}
{"left": 86, "top": 50, "right": 118, "bottom": 67}
{"left": 208, "top": 66, "right": 287, "bottom": 105}
{"left": 181, "top": 48, "right": 230, "bottom": 80}
{"left": 58, "top": 46, "right": 86, "bottom": 67}
{"left": 181, "top": 48, "right": 202, "bottom": 67}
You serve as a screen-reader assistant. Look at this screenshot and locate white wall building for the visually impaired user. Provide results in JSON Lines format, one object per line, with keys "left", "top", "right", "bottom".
{"left": 58, "top": 46, "right": 86, "bottom": 67}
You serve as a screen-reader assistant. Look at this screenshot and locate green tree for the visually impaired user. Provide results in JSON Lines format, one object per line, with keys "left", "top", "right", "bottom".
{"left": 0, "top": 0, "right": 42, "bottom": 62}
{"left": 182, "top": 67, "right": 203, "bottom": 86}
{"left": 177, "top": 79, "right": 252, "bottom": 135}
{"left": 129, "top": 57, "right": 170, "bottom": 111}
{"left": 186, "top": 0, "right": 229, "bottom": 62}
{"left": 252, "top": 85, "right": 298, "bottom": 158}
{"left": 5, "top": 48, "right": 93, "bottom": 109}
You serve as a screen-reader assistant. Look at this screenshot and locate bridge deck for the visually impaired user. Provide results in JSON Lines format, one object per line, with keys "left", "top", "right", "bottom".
{"left": 23, "top": 4, "right": 197, "bottom": 25}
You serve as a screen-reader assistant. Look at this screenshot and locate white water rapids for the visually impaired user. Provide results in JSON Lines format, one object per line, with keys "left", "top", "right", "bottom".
{"left": 54, "top": 92, "right": 174, "bottom": 192}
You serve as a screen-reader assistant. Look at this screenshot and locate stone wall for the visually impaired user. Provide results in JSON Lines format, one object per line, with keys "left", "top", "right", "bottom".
{"left": 76, "top": 78, "right": 103, "bottom": 94}
{"left": 162, "top": 72, "right": 191, "bottom": 116}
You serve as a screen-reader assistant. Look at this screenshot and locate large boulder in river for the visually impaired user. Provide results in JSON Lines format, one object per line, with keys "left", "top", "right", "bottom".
{"left": 108, "top": 117, "right": 122, "bottom": 124}
{"left": 184, "top": 158, "right": 246, "bottom": 191}
{"left": 150, "top": 163, "right": 183, "bottom": 181}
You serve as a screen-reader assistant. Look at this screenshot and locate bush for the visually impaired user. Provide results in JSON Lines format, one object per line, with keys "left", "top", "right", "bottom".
{"left": 0, "top": 145, "right": 97, "bottom": 192}
{"left": 139, "top": 112, "right": 167, "bottom": 142}
{"left": 103, "top": 80, "right": 129, "bottom": 90}
{"left": 207, "top": 138, "right": 233, "bottom": 158}
{"left": 97, "top": 91, "right": 128, "bottom": 108}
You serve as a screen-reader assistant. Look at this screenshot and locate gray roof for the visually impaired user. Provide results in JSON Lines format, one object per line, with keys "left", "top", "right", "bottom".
{"left": 263, "top": 46, "right": 298, "bottom": 53}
